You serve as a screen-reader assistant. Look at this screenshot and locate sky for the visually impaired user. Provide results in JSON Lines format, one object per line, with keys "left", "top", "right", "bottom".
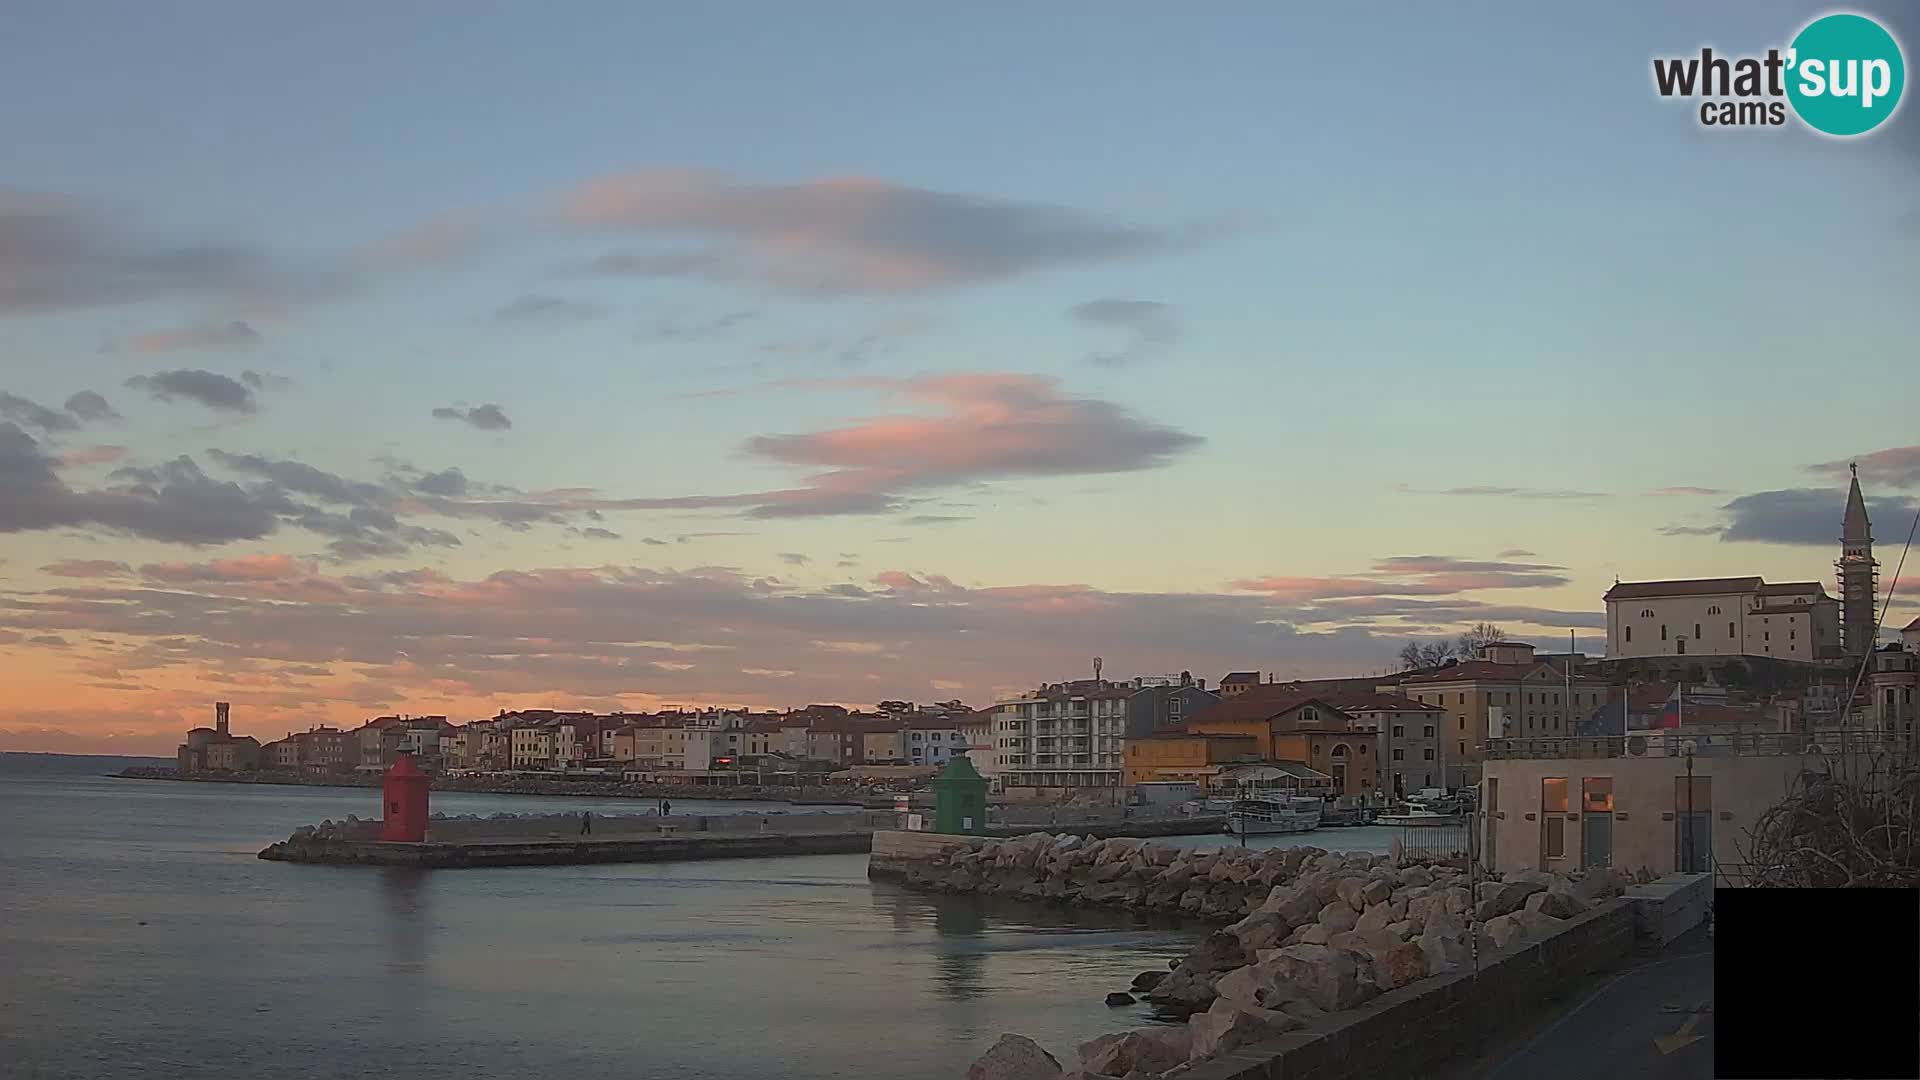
{"left": 3, "top": 1, "right": 1918, "bottom": 755}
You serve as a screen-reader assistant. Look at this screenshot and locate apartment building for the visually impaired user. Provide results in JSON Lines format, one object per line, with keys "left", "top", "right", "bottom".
{"left": 992, "top": 679, "right": 1130, "bottom": 798}
{"left": 1387, "top": 641, "right": 1611, "bottom": 788}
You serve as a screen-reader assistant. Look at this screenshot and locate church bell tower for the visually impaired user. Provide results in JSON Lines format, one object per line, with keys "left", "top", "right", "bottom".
{"left": 1838, "top": 464, "right": 1878, "bottom": 657}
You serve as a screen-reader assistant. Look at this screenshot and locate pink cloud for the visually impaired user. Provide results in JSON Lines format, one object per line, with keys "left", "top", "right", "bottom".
{"left": 57, "top": 445, "right": 127, "bottom": 467}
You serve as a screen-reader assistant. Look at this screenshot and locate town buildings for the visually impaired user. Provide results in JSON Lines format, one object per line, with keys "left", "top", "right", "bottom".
{"left": 1122, "top": 673, "right": 1218, "bottom": 738}
{"left": 176, "top": 703, "right": 261, "bottom": 773}
{"left": 1388, "top": 641, "right": 1613, "bottom": 788}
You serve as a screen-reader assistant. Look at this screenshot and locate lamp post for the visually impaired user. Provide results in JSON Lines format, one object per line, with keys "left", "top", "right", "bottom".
{"left": 1681, "top": 740, "right": 1697, "bottom": 873}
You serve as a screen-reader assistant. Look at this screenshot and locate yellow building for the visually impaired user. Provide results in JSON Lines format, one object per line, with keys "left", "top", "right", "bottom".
{"left": 1123, "top": 732, "right": 1260, "bottom": 788}
{"left": 1387, "top": 641, "right": 1612, "bottom": 788}
{"left": 1182, "top": 690, "right": 1383, "bottom": 796}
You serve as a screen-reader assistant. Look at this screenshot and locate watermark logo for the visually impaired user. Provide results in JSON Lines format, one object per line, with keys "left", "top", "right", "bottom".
{"left": 1652, "top": 11, "right": 1905, "bottom": 136}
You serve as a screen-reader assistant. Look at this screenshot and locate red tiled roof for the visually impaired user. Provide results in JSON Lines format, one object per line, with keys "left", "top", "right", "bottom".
{"left": 1187, "top": 691, "right": 1357, "bottom": 731}
{"left": 1757, "top": 582, "right": 1827, "bottom": 597}
{"left": 1604, "top": 577, "right": 1762, "bottom": 600}
{"left": 900, "top": 713, "right": 966, "bottom": 730}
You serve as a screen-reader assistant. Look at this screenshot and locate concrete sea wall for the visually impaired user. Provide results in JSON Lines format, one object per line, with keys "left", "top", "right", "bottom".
{"left": 259, "top": 830, "right": 874, "bottom": 867}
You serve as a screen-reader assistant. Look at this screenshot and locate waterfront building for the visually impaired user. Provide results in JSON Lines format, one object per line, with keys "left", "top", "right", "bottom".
{"left": 176, "top": 702, "right": 262, "bottom": 773}
{"left": 1313, "top": 691, "right": 1447, "bottom": 796}
{"left": 1871, "top": 643, "right": 1919, "bottom": 746}
{"left": 1604, "top": 576, "right": 1841, "bottom": 662}
{"left": 1479, "top": 727, "right": 1902, "bottom": 879}
{"left": 1182, "top": 690, "right": 1381, "bottom": 797}
{"left": 901, "top": 712, "right": 965, "bottom": 767}
{"left": 1123, "top": 673, "right": 1218, "bottom": 738}
{"left": 1386, "top": 641, "right": 1612, "bottom": 789}
{"left": 991, "top": 679, "right": 1130, "bottom": 798}
{"left": 1123, "top": 731, "right": 1260, "bottom": 789}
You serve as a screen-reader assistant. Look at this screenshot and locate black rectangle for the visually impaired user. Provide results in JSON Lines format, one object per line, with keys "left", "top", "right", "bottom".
{"left": 1716, "top": 888, "right": 1919, "bottom": 1079}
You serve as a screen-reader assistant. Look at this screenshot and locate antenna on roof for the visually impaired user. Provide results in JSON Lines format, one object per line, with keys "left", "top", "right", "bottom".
{"left": 1092, "top": 656, "right": 1103, "bottom": 681}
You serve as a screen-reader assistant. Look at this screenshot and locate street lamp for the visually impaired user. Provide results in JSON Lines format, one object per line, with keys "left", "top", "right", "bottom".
{"left": 1681, "top": 739, "right": 1698, "bottom": 873}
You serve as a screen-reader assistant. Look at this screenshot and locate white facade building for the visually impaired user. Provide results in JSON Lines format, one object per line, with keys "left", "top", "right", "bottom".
{"left": 1603, "top": 577, "right": 1840, "bottom": 661}
{"left": 992, "top": 680, "right": 1129, "bottom": 798}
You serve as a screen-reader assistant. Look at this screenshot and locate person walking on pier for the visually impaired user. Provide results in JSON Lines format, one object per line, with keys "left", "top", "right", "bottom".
{"left": 579, "top": 811, "right": 592, "bottom": 836}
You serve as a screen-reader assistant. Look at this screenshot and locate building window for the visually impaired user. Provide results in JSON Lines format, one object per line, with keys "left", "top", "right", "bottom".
{"left": 1694, "top": 623, "right": 1701, "bottom": 639}
{"left": 1790, "top": 630, "right": 1796, "bottom": 640}
{"left": 1423, "top": 725, "right": 1435, "bottom": 738}
{"left": 1457, "top": 693, "right": 1465, "bottom": 705}
{"left": 1583, "top": 777, "right": 1614, "bottom": 813}
{"left": 1661, "top": 625, "right": 1668, "bottom": 640}
{"left": 1457, "top": 741, "right": 1465, "bottom": 756}
{"left": 1392, "top": 725, "right": 1405, "bottom": 738}
{"left": 1542, "top": 777, "right": 1568, "bottom": 859}
{"left": 1423, "top": 748, "right": 1434, "bottom": 760}
{"left": 1301, "top": 707, "right": 1316, "bottom": 722}
{"left": 1393, "top": 749, "right": 1405, "bottom": 760}
{"left": 1625, "top": 626, "right": 1632, "bottom": 643}
{"left": 1641, "top": 608, "right": 1653, "bottom": 618}
{"left": 1707, "top": 605, "right": 1720, "bottom": 615}
{"left": 1729, "top": 622, "right": 1736, "bottom": 638}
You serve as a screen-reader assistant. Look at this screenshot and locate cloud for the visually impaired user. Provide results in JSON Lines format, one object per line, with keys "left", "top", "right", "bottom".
{"left": 63, "top": 391, "right": 120, "bottom": 423}
{"left": 1234, "top": 553, "right": 1571, "bottom": 602}
{"left": 1495, "top": 548, "right": 1536, "bottom": 558}
{"left": 40, "top": 559, "right": 132, "bottom": 578}
{"left": 432, "top": 404, "right": 512, "bottom": 430}
{"left": 0, "top": 392, "right": 79, "bottom": 433}
{"left": 558, "top": 170, "right": 1211, "bottom": 294}
{"left": 1813, "top": 446, "right": 1920, "bottom": 489}
{"left": 57, "top": 445, "right": 127, "bottom": 468}
{"left": 1421, "top": 485, "right": 1610, "bottom": 500}
{"left": 124, "top": 369, "right": 258, "bottom": 412}
{"left": 1070, "top": 299, "right": 1180, "bottom": 366}
{"left": 778, "top": 552, "right": 809, "bottom": 565}
{"left": 639, "top": 309, "right": 758, "bottom": 343}
{"left": 129, "top": 320, "right": 261, "bottom": 352}
{"left": 1694, "top": 487, "right": 1919, "bottom": 546}
{"left": 579, "top": 527, "right": 621, "bottom": 540}
{"left": 1648, "top": 486, "right": 1724, "bottom": 496}
{"left": 0, "top": 189, "right": 347, "bottom": 316}
{"left": 491, "top": 295, "right": 606, "bottom": 324}
{"left": 0, "top": 423, "right": 284, "bottom": 544}
{"left": 141, "top": 554, "right": 316, "bottom": 584}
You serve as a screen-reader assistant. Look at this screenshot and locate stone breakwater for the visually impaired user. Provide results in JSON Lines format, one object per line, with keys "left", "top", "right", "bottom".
{"left": 869, "top": 832, "right": 1645, "bottom": 1080}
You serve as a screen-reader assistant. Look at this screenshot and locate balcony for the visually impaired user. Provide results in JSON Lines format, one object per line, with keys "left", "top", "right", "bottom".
{"left": 1485, "top": 730, "right": 1907, "bottom": 761}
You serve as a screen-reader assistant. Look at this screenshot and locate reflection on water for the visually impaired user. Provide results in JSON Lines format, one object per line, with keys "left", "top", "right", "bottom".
{"left": 0, "top": 758, "right": 1198, "bottom": 1080}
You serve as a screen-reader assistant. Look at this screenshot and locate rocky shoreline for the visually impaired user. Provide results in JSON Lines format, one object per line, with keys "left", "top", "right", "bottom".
{"left": 110, "top": 766, "right": 865, "bottom": 805}
{"left": 896, "top": 833, "right": 1640, "bottom": 1079}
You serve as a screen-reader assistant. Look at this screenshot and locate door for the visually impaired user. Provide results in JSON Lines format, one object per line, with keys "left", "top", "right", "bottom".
{"left": 1675, "top": 775, "right": 1712, "bottom": 873}
{"left": 1581, "top": 777, "right": 1614, "bottom": 869}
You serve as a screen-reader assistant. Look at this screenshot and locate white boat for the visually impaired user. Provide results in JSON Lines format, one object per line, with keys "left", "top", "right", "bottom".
{"left": 1375, "top": 809, "right": 1466, "bottom": 827}
{"left": 1226, "top": 795, "right": 1323, "bottom": 836}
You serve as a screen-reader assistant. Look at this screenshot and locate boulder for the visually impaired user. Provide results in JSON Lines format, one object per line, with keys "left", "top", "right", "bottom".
{"left": 967, "top": 1034, "right": 1063, "bottom": 1080}
{"left": 1483, "top": 912, "right": 1527, "bottom": 949}
{"left": 1316, "top": 901, "right": 1358, "bottom": 934}
{"left": 1396, "top": 865, "right": 1434, "bottom": 888}
{"left": 1079, "top": 1028, "right": 1191, "bottom": 1077}
{"left": 1144, "top": 969, "right": 1219, "bottom": 1012}
{"left": 1225, "top": 911, "right": 1291, "bottom": 953}
{"left": 1267, "top": 943, "right": 1376, "bottom": 1012}
{"left": 1297, "top": 924, "right": 1332, "bottom": 945}
{"left": 1365, "top": 940, "right": 1430, "bottom": 989}
{"left": 1105, "top": 992, "right": 1136, "bottom": 1007}
{"left": 1188, "top": 997, "right": 1299, "bottom": 1061}
{"left": 1417, "top": 928, "right": 1471, "bottom": 975}
{"left": 1385, "top": 920, "right": 1417, "bottom": 940}
{"left": 1473, "top": 880, "right": 1546, "bottom": 922}
{"left": 1335, "top": 877, "right": 1370, "bottom": 912}
{"left": 1570, "top": 868, "right": 1628, "bottom": 904}
{"left": 1441, "top": 886, "right": 1474, "bottom": 917}
{"left": 1353, "top": 901, "right": 1402, "bottom": 937}
{"left": 1129, "top": 970, "right": 1167, "bottom": 992}
{"left": 1524, "top": 889, "right": 1589, "bottom": 919}
{"left": 1260, "top": 883, "right": 1321, "bottom": 925}
{"left": 1360, "top": 878, "right": 1394, "bottom": 906}
{"left": 1186, "top": 930, "right": 1248, "bottom": 974}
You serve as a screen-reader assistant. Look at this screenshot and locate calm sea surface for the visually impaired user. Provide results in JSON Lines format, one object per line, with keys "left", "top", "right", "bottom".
{"left": 0, "top": 755, "right": 1230, "bottom": 1080}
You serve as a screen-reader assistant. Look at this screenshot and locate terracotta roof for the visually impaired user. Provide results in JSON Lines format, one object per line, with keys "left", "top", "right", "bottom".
{"left": 1138, "top": 731, "right": 1260, "bottom": 741}
{"left": 900, "top": 713, "right": 966, "bottom": 730}
{"left": 1187, "top": 692, "right": 1356, "bottom": 730}
{"left": 1219, "top": 671, "right": 1260, "bottom": 685}
{"left": 1604, "top": 577, "right": 1762, "bottom": 600}
{"left": 1906, "top": 617, "right": 1920, "bottom": 632}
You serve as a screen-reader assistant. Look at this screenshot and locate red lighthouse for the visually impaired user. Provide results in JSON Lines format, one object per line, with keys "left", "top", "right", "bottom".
{"left": 379, "top": 755, "right": 431, "bottom": 842}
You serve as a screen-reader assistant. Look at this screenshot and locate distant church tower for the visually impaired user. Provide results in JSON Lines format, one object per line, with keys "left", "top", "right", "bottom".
{"left": 1838, "top": 463, "right": 1878, "bottom": 657}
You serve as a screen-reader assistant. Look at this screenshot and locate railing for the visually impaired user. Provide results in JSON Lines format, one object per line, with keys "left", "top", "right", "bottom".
{"left": 1485, "top": 730, "right": 1911, "bottom": 760}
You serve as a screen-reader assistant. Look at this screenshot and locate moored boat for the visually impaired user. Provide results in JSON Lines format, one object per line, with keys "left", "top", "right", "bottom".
{"left": 1225, "top": 795, "right": 1323, "bottom": 836}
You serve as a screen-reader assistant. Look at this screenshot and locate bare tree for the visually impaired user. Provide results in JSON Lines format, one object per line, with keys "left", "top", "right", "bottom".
{"left": 1398, "top": 639, "right": 1459, "bottom": 670}
{"left": 1456, "top": 622, "right": 1509, "bottom": 659}
{"left": 1739, "top": 748, "right": 1920, "bottom": 887}
{"left": 1397, "top": 641, "right": 1426, "bottom": 671}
